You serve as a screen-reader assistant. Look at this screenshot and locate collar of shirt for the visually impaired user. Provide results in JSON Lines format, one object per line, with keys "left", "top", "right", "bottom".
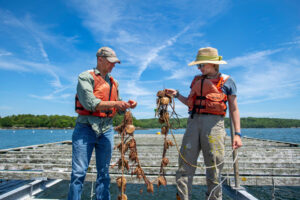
{"left": 94, "top": 68, "right": 112, "bottom": 79}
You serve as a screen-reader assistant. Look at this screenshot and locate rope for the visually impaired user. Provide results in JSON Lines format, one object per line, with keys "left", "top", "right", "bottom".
{"left": 90, "top": 181, "right": 94, "bottom": 200}
{"left": 166, "top": 96, "right": 240, "bottom": 199}
{"left": 155, "top": 93, "right": 238, "bottom": 199}
{"left": 169, "top": 126, "right": 239, "bottom": 199}
{"left": 207, "top": 153, "right": 239, "bottom": 199}
{"left": 169, "top": 126, "right": 236, "bottom": 170}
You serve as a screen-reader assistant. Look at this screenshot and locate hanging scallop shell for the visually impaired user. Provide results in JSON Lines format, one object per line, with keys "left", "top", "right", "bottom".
{"left": 129, "top": 150, "right": 138, "bottom": 163}
{"left": 161, "top": 157, "right": 169, "bottom": 167}
{"left": 156, "top": 90, "right": 165, "bottom": 97}
{"left": 161, "top": 126, "right": 169, "bottom": 135}
{"left": 117, "top": 194, "right": 128, "bottom": 200}
{"left": 146, "top": 182, "right": 154, "bottom": 193}
{"left": 125, "top": 124, "right": 135, "bottom": 135}
{"left": 127, "top": 138, "right": 136, "bottom": 149}
{"left": 116, "top": 176, "right": 127, "bottom": 188}
{"left": 163, "top": 112, "right": 169, "bottom": 121}
{"left": 124, "top": 111, "right": 133, "bottom": 125}
{"left": 132, "top": 166, "right": 144, "bottom": 179}
{"left": 160, "top": 97, "right": 170, "bottom": 105}
{"left": 158, "top": 175, "right": 167, "bottom": 187}
{"left": 164, "top": 139, "right": 174, "bottom": 149}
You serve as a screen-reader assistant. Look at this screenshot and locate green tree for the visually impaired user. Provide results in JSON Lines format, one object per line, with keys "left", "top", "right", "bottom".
{"left": 1, "top": 117, "right": 13, "bottom": 127}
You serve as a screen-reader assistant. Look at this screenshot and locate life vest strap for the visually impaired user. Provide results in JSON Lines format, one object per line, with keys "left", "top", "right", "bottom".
{"left": 194, "top": 105, "right": 206, "bottom": 109}
{"left": 196, "top": 96, "right": 206, "bottom": 100}
{"left": 191, "top": 78, "right": 205, "bottom": 119}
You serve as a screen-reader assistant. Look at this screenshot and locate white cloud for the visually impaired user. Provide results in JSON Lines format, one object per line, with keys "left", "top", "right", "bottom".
{"left": 0, "top": 49, "right": 12, "bottom": 57}
{"left": 279, "top": 36, "right": 300, "bottom": 47}
{"left": 69, "top": 0, "right": 123, "bottom": 34}
{"left": 0, "top": 59, "right": 29, "bottom": 71}
{"left": 153, "top": 56, "right": 179, "bottom": 71}
{"left": 36, "top": 38, "right": 50, "bottom": 63}
{"left": 68, "top": 0, "right": 223, "bottom": 83}
{"left": 0, "top": 56, "right": 68, "bottom": 98}
{"left": 19, "top": 60, "right": 63, "bottom": 88}
{"left": 227, "top": 49, "right": 300, "bottom": 105}
{"left": 120, "top": 80, "right": 152, "bottom": 97}
{"left": 114, "top": 30, "right": 141, "bottom": 44}
{"left": 29, "top": 93, "right": 72, "bottom": 101}
{"left": 0, "top": 10, "right": 83, "bottom": 103}
{"left": 0, "top": 9, "right": 78, "bottom": 58}
{"left": 167, "top": 66, "right": 199, "bottom": 80}
{"left": 225, "top": 49, "right": 282, "bottom": 69}
{"left": 135, "top": 26, "right": 191, "bottom": 80}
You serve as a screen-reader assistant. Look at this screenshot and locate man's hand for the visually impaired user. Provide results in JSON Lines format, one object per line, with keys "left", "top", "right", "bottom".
{"left": 128, "top": 100, "right": 137, "bottom": 109}
{"left": 115, "top": 101, "right": 130, "bottom": 111}
{"left": 232, "top": 135, "right": 242, "bottom": 149}
{"left": 164, "top": 89, "right": 177, "bottom": 97}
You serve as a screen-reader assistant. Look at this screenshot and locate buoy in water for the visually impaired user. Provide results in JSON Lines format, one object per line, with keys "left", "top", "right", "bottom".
{"left": 156, "top": 131, "right": 161, "bottom": 135}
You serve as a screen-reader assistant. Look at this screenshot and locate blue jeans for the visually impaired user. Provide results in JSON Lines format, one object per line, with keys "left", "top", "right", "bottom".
{"left": 68, "top": 123, "right": 114, "bottom": 200}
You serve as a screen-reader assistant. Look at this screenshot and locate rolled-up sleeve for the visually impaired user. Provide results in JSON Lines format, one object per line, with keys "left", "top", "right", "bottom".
{"left": 77, "top": 72, "right": 101, "bottom": 112}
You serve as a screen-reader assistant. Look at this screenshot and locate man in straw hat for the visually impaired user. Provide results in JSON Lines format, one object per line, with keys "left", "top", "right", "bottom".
{"left": 166, "top": 47, "right": 242, "bottom": 200}
{"left": 68, "top": 47, "right": 137, "bottom": 200}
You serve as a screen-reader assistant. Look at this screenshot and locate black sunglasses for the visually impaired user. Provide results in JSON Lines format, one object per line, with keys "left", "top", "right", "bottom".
{"left": 197, "top": 64, "right": 205, "bottom": 69}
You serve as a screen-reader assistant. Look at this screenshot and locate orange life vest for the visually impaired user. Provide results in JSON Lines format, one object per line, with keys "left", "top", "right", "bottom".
{"left": 187, "top": 74, "right": 230, "bottom": 116}
{"left": 75, "top": 70, "right": 119, "bottom": 118}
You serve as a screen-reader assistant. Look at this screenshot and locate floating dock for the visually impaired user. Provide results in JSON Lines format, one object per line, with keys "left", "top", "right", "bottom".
{"left": 0, "top": 134, "right": 299, "bottom": 187}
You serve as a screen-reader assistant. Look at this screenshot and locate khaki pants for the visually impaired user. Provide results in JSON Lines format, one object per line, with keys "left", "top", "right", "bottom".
{"left": 176, "top": 114, "right": 226, "bottom": 200}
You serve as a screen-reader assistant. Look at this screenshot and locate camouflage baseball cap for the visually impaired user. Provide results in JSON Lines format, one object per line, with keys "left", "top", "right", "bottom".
{"left": 96, "top": 47, "right": 120, "bottom": 63}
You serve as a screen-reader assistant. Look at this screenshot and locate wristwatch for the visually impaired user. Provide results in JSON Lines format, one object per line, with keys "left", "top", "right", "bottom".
{"left": 174, "top": 90, "right": 180, "bottom": 98}
{"left": 235, "top": 132, "right": 242, "bottom": 137}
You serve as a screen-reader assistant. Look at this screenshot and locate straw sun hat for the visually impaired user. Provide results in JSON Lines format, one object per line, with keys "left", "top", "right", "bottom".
{"left": 188, "top": 47, "right": 227, "bottom": 66}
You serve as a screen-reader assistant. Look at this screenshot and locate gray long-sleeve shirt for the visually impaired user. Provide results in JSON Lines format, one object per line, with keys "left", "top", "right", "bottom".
{"left": 75, "top": 68, "right": 121, "bottom": 135}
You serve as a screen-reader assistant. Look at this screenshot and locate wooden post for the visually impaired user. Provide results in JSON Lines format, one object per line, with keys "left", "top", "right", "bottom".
{"left": 229, "top": 114, "right": 240, "bottom": 188}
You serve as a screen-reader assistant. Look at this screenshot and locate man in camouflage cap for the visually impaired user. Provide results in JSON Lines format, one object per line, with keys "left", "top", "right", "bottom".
{"left": 68, "top": 47, "right": 137, "bottom": 200}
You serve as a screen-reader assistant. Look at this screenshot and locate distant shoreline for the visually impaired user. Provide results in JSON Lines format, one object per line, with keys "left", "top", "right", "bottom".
{"left": 2, "top": 115, "right": 300, "bottom": 129}
{"left": 1, "top": 127, "right": 299, "bottom": 130}
{"left": 0, "top": 127, "right": 155, "bottom": 130}
{"left": 0, "top": 127, "right": 74, "bottom": 130}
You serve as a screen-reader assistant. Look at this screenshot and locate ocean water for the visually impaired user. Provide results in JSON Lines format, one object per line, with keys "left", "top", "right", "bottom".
{"left": 0, "top": 128, "right": 299, "bottom": 150}
{"left": 0, "top": 128, "right": 299, "bottom": 199}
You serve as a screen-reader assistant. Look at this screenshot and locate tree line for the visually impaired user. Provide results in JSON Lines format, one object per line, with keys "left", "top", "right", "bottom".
{"left": 0, "top": 114, "right": 300, "bottom": 129}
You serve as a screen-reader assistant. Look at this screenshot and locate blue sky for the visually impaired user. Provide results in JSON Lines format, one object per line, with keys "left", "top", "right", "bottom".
{"left": 0, "top": 0, "right": 300, "bottom": 119}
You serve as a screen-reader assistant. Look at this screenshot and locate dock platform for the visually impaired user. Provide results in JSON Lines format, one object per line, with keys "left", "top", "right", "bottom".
{"left": 0, "top": 134, "right": 299, "bottom": 186}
